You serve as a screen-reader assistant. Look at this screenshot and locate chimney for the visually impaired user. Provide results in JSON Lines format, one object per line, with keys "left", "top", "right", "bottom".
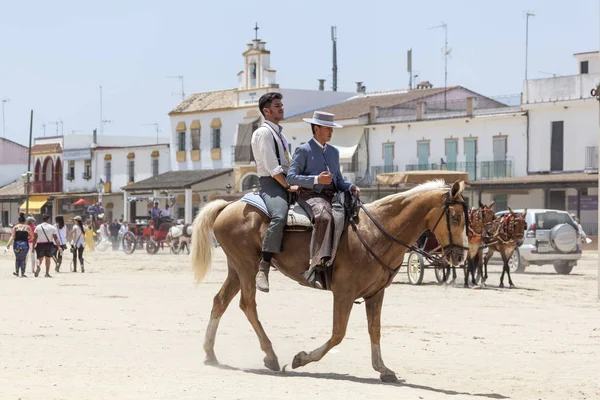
{"left": 369, "top": 106, "right": 379, "bottom": 124}
{"left": 318, "top": 79, "right": 326, "bottom": 91}
{"left": 356, "top": 81, "right": 363, "bottom": 93}
{"left": 416, "top": 102, "right": 426, "bottom": 120}
{"left": 466, "top": 97, "right": 478, "bottom": 117}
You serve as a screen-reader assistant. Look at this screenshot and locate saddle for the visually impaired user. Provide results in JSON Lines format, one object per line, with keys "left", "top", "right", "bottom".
{"left": 240, "top": 192, "right": 313, "bottom": 231}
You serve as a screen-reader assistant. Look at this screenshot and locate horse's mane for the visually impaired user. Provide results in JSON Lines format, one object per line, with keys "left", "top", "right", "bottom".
{"left": 371, "top": 179, "right": 449, "bottom": 208}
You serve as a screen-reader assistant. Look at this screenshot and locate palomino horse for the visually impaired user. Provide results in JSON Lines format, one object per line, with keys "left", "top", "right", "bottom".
{"left": 483, "top": 208, "right": 528, "bottom": 288}
{"left": 190, "top": 180, "right": 468, "bottom": 382}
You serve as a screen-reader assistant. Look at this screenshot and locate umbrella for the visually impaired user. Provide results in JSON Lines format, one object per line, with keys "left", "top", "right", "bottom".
{"left": 73, "top": 198, "right": 90, "bottom": 206}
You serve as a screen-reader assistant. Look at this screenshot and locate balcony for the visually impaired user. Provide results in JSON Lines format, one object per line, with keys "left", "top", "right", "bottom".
{"left": 66, "top": 172, "right": 74, "bottom": 181}
{"left": 31, "top": 180, "right": 61, "bottom": 193}
{"left": 404, "top": 160, "right": 513, "bottom": 181}
{"left": 585, "top": 146, "right": 598, "bottom": 173}
{"left": 82, "top": 172, "right": 92, "bottom": 180}
{"left": 231, "top": 145, "right": 255, "bottom": 163}
{"left": 523, "top": 73, "right": 599, "bottom": 104}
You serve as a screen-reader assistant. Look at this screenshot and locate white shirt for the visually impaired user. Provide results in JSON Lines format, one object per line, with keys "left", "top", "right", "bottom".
{"left": 119, "top": 224, "right": 128, "bottom": 234}
{"left": 162, "top": 208, "right": 171, "bottom": 218}
{"left": 72, "top": 225, "right": 85, "bottom": 247}
{"left": 34, "top": 222, "right": 57, "bottom": 243}
{"left": 251, "top": 120, "right": 290, "bottom": 177}
{"left": 55, "top": 224, "right": 67, "bottom": 245}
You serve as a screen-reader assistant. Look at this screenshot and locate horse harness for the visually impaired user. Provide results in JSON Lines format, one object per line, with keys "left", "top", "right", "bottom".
{"left": 494, "top": 213, "right": 526, "bottom": 244}
{"left": 349, "top": 191, "right": 470, "bottom": 296}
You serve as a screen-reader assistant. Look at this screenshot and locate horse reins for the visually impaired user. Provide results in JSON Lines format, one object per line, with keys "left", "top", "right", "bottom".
{"left": 350, "top": 191, "right": 470, "bottom": 278}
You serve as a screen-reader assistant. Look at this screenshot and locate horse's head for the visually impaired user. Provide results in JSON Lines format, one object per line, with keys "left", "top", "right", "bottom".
{"left": 426, "top": 181, "right": 469, "bottom": 266}
{"left": 477, "top": 200, "right": 497, "bottom": 237}
{"left": 508, "top": 208, "right": 528, "bottom": 246}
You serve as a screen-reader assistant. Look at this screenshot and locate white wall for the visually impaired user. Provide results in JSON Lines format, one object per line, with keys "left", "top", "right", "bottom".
{"left": 0, "top": 164, "right": 27, "bottom": 187}
{"left": 368, "top": 112, "right": 528, "bottom": 177}
{"left": 526, "top": 100, "right": 599, "bottom": 172}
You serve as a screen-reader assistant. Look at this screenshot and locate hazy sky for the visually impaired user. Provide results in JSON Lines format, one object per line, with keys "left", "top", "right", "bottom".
{"left": 1, "top": 0, "right": 597, "bottom": 146}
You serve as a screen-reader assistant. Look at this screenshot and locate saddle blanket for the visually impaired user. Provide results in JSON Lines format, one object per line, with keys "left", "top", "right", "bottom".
{"left": 240, "top": 192, "right": 312, "bottom": 228}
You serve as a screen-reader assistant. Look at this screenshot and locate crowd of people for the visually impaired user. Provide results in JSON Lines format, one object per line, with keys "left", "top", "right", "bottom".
{"left": 5, "top": 212, "right": 129, "bottom": 278}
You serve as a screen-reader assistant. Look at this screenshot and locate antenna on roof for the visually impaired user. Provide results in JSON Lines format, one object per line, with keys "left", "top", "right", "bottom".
{"left": 143, "top": 122, "right": 161, "bottom": 144}
{"left": 168, "top": 76, "right": 185, "bottom": 101}
{"left": 407, "top": 48, "right": 413, "bottom": 89}
{"left": 331, "top": 26, "right": 338, "bottom": 92}
{"left": 428, "top": 22, "right": 451, "bottom": 110}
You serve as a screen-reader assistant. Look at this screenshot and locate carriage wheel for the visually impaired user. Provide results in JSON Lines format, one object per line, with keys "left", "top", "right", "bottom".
{"left": 146, "top": 238, "right": 159, "bottom": 255}
{"left": 434, "top": 265, "right": 446, "bottom": 283}
{"left": 407, "top": 252, "right": 425, "bottom": 285}
{"left": 122, "top": 231, "right": 137, "bottom": 254}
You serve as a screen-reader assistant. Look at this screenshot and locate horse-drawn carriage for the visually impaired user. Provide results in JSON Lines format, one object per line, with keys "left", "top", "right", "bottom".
{"left": 375, "top": 170, "right": 471, "bottom": 285}
{"left": 121, "top": 196, "right": 175, "bottom": 254}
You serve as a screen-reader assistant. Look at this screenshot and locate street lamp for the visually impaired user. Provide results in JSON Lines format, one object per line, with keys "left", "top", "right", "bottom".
{"left": 225, "top": 184, "right": 232, "bottom": 194}
{"left": 98, "top": 178, "right": 104, "bottom": 204}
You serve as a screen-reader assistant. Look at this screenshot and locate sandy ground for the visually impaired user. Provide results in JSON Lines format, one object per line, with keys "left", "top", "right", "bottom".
{"left": 1, "top": 245, "right": 599, "bottom": 400}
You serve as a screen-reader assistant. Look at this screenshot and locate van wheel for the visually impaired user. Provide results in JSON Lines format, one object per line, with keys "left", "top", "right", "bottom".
{"left": 553, "top": 261, "right": 574, "bottom": 275}
{"left": 508, "top": 249, "right": 525, "bottom": 273}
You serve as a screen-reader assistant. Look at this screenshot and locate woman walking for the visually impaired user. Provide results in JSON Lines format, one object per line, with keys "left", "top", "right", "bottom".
{"left": 6, "top": 214, "right": 34, "bottom": 277}
{"left": 54, "top": 215, "right": 67, "bottom": 272}
{"left": 26, "top": 216, "right": 37, "bottom": 274}
{"left": 84, "top": 221, "right": 96, "bottom": 252}
{"left": 71, "top": 216, "right": 86, "bottom": 273}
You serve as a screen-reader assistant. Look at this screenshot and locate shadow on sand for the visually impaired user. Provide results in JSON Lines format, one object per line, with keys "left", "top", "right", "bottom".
{"left": 207, "top": 362, "right": 510, "bottom": 399}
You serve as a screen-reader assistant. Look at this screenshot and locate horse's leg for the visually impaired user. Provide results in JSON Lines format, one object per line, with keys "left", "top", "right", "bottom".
{"left": 364, "top": 290, "right": 398, "bottom": 382}
{"left": 499, "top": 252, "right": 507, "bottom": 288}
{"left": 483, "top": 248, "right": 493, "bottom": 284}
{"left": 292, "top": 296, "right": 354, "bottom": 369}
{"left": 463, "top": 259, "right": 470, "bottom": 288}
{"left": 476, "top": 250, "right": 485, "bottom": 287}
{"left": 451, "top": 265, "right": 457, "bottom": 284}
{"left": 204, "top": 267, "right": 241, "bottom": 365}
{"left": 238, "top": 278, "right": 280, "bottom": 371}
{"left": 505, "top": 248, "right": 516, "bottom": 289}
{"left": 470, "top": 252, "right": 479, "bottom": 287}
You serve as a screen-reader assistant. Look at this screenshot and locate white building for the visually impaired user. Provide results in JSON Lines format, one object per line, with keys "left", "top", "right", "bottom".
{"left": 471, "top": 51, "right": 600, "bottom": 234}
{"left": 168, "top": 34, "right": 355, "bottom": 193}
{"left": 59, "top": 132, "right": 170, "bottom": 222}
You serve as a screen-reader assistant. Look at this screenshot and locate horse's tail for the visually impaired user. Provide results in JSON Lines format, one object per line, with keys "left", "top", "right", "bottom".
{"left": 191, "top": 199, "right": 230, "bottom": 284}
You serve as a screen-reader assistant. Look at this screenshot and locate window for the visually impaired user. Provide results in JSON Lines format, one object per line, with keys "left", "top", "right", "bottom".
{"left": 105, "top": 161, "right": 112, "bottom": 183}
{"left": 493, "top": 195, "right": 508, "bottom": 212}
{"left": 212, "top": 128, "right": 221, "bottom": 149}
{"left": 84, "top": 160, "right": 92, "bottom": 179}
{"left": 128, "top": 160, "right": 135, "bottom": 183}
{"left": 2, "top": 211, "right": 8, "bottom": 227}
{"left": 551, "top": 121, "right": 564, "bottom": 171}
{"left": 67, "top": 161, "right": 75, "bottom": 180}
{"left": 178, "top": 131, "right": 186, "bottom": 151}
{"left": 177, "top": 208, "right": 184, "bottom": 220}
{"left": 152, "top": 157, "right": 159, "bottom": 177}
{"left": 581, "top": 61, "right": 589, "bottom": 74}
{"left": 191, "top": 129, "right": 200, "bottom": 150}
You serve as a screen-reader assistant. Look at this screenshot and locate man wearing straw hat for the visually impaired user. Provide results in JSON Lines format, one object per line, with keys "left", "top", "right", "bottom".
{"left": 288, "top": 111, "right": 360, "bottom": 289}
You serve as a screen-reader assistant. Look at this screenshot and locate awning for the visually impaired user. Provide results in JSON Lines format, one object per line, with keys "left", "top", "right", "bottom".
{"left": 176, "top": 121, "right": 186, "bottom": 131}
{"left": 376, "top": 170, "right": 469, "bottom": 185}
{"left": 235, "top": 115, "right": 260, "bottom": 162}
{"left": 332, "top": 144, "right": 358, "bottom": 162}
{"left": 19, "top": 196, "right": 49, "bottom": 214}
{"left": 190, "top": 120, "right": 201, "bottom": 130}
{"left": 210, "top": 118, "right": 222, "bottom": 129}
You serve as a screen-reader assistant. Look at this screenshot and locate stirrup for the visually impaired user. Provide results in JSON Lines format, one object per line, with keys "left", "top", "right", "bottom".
{"left": 302, "top": 266, "right": 326, "bottom": 290}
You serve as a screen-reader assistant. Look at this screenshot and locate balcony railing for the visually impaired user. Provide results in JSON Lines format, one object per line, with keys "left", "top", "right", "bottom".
{"left": 371, "top": 165, "right": 399, "bottom": 181}
{"left": 31, "top": 180, "right": 62, "bottom": 193}
{"left": 585, "top": 146, "right": 598, "bottom": 172}
{"left": 231, "top": 145, "right": 255, "bottom": 163}
{"left": 523, "top": 73, "right": 599, "bottom": 104}
{"left": 82, "top": 172, "right": 92, "bottom": 180}
{"left": 404, "top": 160, "right": 513, "bottom": 181}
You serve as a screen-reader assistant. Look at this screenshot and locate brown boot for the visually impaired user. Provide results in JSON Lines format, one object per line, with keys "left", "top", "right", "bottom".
{"left": 256, "top": 260, "right": 270, "bottom": 293}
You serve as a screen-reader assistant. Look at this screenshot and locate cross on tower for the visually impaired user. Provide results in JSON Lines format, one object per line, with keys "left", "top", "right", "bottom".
{"left": 254, "top": 22, "right": 259, "bottom": 40}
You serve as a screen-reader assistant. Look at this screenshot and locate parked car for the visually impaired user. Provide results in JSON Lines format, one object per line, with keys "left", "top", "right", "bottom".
{"left": 488, "top": 209, "right": 583, "bottom": 275}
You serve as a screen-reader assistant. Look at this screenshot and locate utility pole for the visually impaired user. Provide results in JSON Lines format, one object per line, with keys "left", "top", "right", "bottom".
{"left": 331, "top": 26, "right": 338, "bottom": 92}
{"left": 525, "top": 12, "right": 536, "bottom": 82}
{"left": 1, "top": 98, "right": 10, "bottom": 137}
{"left": 168, "top": 76, "right": 185, "bottom": 101}
{"left": 407, "top": 49, "right": 413, "bottom": 89}
{"left": 25, "top": 110, "right": 33, "bottom": 216}
{"left": 428, "top": 22, "right": 450, "bottom": 109}
{"left": 41, "top": 123, "right": 47, "bottom": 137}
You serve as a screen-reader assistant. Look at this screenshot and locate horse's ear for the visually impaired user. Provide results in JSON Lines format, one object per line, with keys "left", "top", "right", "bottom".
{"left": 450, "top": 180, "right": 464, "bottom": 198}
{"left": 478, "top": 201, "right": 484, "bottom": 208}
{"left": 508, "top": 207, "right": 514, "bottom": 214}
{"left": 522, "top": 208, "right": 527, "bottom": 218}
{"left": 489, "top": 200, "right": 495, "bottom": 208}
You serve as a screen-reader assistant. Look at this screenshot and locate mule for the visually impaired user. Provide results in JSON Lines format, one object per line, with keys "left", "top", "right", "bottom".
{"left": 483, "top": 208, "right": 528, "bottom": 288}
{"left": 190, "top": 180, "right": 468, "bottom": 382}
{"left": 463, "top": 201, "right": 497, "bottom": 288}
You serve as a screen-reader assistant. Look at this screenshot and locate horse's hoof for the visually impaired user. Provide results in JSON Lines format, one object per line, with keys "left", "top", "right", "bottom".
{"left": 499, "top": 283, "right": 505, "bottom": 288}
{"left": 381, "top": 373, "right": 398, "bottom": 383}
{"left": 264, "top": 358, "right": 280, "bottom": 371}
{"left": 472, "top": 285, "right": 482, "bottom": 290}
{"left": 292, "top": 351, "right": 308, "bottom": 369}
{"left": 509, "top": 284, "right": 516, "bottom": 289}
{"left": 204, "top": 357, "right": 219, "bottom": 367}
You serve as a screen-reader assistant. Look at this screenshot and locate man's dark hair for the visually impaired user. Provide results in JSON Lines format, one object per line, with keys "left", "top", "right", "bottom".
{"left": 258, "top": 92, "right": 283, "bottom": 117}
{"left": 311, "top": 124, "right": 317, "bottom": 135}
{"left": 42, "top": 214, "right": 50, "bottom": 222}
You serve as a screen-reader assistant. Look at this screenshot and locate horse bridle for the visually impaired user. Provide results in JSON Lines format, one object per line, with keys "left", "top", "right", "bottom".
{"left": 350, "top": 190, "right": 470, "bottom": 276}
